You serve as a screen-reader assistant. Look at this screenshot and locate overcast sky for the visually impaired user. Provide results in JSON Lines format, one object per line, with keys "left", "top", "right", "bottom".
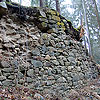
{"left": 11, "top": 0, "right": 72, "bottom": 7}
{"left": 11, "top": 0, "right": 73, "bottom": 13}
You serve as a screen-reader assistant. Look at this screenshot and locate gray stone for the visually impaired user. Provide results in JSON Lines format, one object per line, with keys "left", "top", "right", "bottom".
{"left": 31, "top": 60, "right": 43, "bottom": 68}
{"left": 44, "top": 40, "right": 50, "bottom": 46}
{"left": 31, "top": 48, "right": 40, "bottom": 56}
{"left": 47, "top": 28, "right": 58, "bottom": 33}
{"left": 73, "top": 82, "right": 78, "bottom": 86}
{"left": 34, "top": 68, "right": 39, "bottom": 74}
{"left": 34, "top": 93, "right": 45, "bottom": 100}
{"left": 49, "top": 40, "right": 55, "bottom": 46}
{"left": 7, "top": 18, "right": 13, "bottom": 24}
{"left": 48, "top": 20, "right": 56, "bottom": 24}
{"left": 3, "top": 73, "right": 11, "bottom": 77}
{"left": 2, "top": 80, "right": 13, "bottom": 86}
{"left": 2, "top": 68, "right": 13, "bottom": 73}
{"left": 79, "top": 73, "right": 84, "bottom": 79}
{"left": 76, "top": 61, "right": 81, "bottom": 66}
{"left": 54, "top": 75, "right": 60, "bottom": 80}
{"left": 61, "top": 71, "right": 68, "bottom": 77}
{"left": 39, "top": 10, "right": 46, "bottom": 17}
{"left": 38, "top": 17, "right": 48, "bottom": 23}
{"left": 3, "top": 43, "right": 15, "bottom": 48}
{"left": 19, "top": 65, "right": 25, "bottom": 72}
{"left": 57, "top": 77, "right": 67, "bottom": 83}
{"left": 0, "top": 75, "right": 6, "bottom": 81}
{"left": 8, "top": 75, "right": 15, "bottom": 80}
{"left": 52, "top": 68, "right": 58, "bottom": 74}
{"left": 38, "top": 22, "right": 47, "bottom": 29}
{"left": 0, "top": 61, "right": 10, "bottom": 68}
{"left": 72, "top": 75, "right": 80, "bottom": 82}
{"left": 17, "top": 71, "right": 24, "bottom": 79}
{"left": 41, "top": 33, "right": 48, "bottom": 40}
{"left": 67, "top": 66, "right": 74, "bottom": 72}
{"left": 84, "top": 72, "right": 91, "bottom": 79}
{"left": 27, "top": 77, "right": 33, "bottom": 83}
{"left": 68, "top": 52, "right": 74, "bottom": 57}
{"left": 77, "top": 67, "right": 81, "bottom": 72}
{"left": 46, "top": 80, "right": 55, "bottom": 86}
{"left": 51, "top": 60, "right": 59, "bottom": 65}
{"left": 47, "top": 51, "right": 54, "bottom": 56}
{"left": 41, "top": 45, "right": 47, "bottom": 54}
{"left": 67, "top": 57, "right": 75, "bottom": 62}
{"left": 19, "top": 79, "right": 25, "bottom": 84}
{"left": 27, "top": 69, "right": 34, "bottom": 77}
{"left": 59, "top": 60, "right": 64, "bottom": 65}
{"left": 67, "top": 77, "right": 72, "bottom": 82}
{"left": 65, "top": 62, "right": 70, "bottom": 66}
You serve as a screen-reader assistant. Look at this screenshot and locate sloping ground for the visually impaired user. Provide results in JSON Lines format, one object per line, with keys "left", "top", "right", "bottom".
{"left": 0, "top": 5, "right": 99, "bottom": 100}
{"left": 1, "top": 76, "right": 100, "bottom": 100}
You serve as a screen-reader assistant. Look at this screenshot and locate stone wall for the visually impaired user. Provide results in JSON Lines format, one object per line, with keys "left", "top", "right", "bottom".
{"left": 6, "top": 2, "right": 81, "bottom": 41}
{"left": 0, "top": 5, "right": 99, "bottom": 99}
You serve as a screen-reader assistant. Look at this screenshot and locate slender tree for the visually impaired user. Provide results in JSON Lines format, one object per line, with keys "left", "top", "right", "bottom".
{"left": 82, "top": 0, "right": 92, "bottom": 56}
{"left": 92, "top": 0, "right": 100, "bottom": 30}
{"left": 45, "top": 0, "right": 48, "bottom": 7}
{"left": 55, "top": 0, "right": 60, "bottom": 13}
{"left": 40, "top": 0, "right": 43, "bottom": 7}
{"left": 31, "top": 0, "right": 34, "bottom": 6}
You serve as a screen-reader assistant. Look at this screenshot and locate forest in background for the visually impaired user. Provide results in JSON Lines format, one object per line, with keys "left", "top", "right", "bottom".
{"left": 6, "top": 0, "right": 100, "bottom": 64}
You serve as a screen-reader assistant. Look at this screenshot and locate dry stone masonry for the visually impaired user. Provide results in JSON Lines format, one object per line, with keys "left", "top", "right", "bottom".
{"left": 0, "top": 2, "right": 99, "bottom": 99}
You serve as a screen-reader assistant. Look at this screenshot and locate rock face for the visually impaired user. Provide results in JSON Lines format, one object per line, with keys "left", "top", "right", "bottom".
{"left": 0, "top": 5, "right": 99, "bottom": 99}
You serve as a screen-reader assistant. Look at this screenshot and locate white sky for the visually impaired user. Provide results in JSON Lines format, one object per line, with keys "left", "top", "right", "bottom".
{"left": 12, "top": 0, "right": 72, "bottom": 6}
{"left": 11, "top": 0, "right": 74, "bottom": 13}
{"left": 12, "top": 0, "right": 31, "bottom": 6}
{"left": 61, "top": 0, "right": 74, "bottom": 14}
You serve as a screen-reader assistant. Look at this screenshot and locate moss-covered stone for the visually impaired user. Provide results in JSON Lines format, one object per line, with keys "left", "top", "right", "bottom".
{"left": 67, "top": 20, "right": 71, "bottom": 23}
{"left": 42, "top": 33, "right": 48, "bottom": 40}
{"left": 77, "top": 26, "right": 81, "bottom": 31}
{"left": 47, "top": 9, "right": 56, "bottom": 15}
{"left": 56, "top": 11, "right": 60, "bottom": 16}
{"left": 48, "top": 19, "right": 56, "bottom": 24}
{"left": 47, "top": 14, "right": 52, "bottom": 19}
{"left": 57, "top": 22, "right": 61, "bottom": 26}
{"left": 38, "top": 22, "right": 47, "bottom": 30}
{"left": 57, "top": 22, "right": 65, "bottom": 30}
{"left": 62, "top": 19, "right": 67, "bottom": 25}
{"left": 47, "top": 28, "right": 58, "bottom": 33}
{"left": 38, "top": 17, "right": 48, "bottom": 23}
{"left": 61, "top": 26, "right": 66, "bottom": 31}
{"left": 52, "top": 15, "right": 61, "bottom": 21}
{"left": 74, "top": 28, "right": 79, "bottom": 32}
{"left": 6, "top": 1, "right": 21, "bottom": 6}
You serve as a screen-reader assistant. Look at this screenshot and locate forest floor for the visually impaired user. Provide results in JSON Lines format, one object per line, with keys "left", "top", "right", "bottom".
{"left": 0, "top": 75, "right": 100, "bottom": 100}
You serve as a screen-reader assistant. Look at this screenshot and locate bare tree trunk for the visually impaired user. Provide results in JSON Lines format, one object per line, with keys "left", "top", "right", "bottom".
{"left": 31, "top": 0, "right": 34, "bottom": 6}
{"left": 82, "top": 0, "right": 92, "bottom": 56}
{"left": 48, "top": 0, "right": 52, "bottom": 7}
{"left": 45, "top": 0, "right": 48, "bottom": 7}
{"left": 92, "top": 0, "right": 100, "bottom": 30}
{"left": 55, "top": 0, "right": 60, "bottom": 14}
{"left": 40, "top": 0, "right": 43, "bottom": 7}
{"left": 92, "top": 0, "right": 100, "bottom": 50}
